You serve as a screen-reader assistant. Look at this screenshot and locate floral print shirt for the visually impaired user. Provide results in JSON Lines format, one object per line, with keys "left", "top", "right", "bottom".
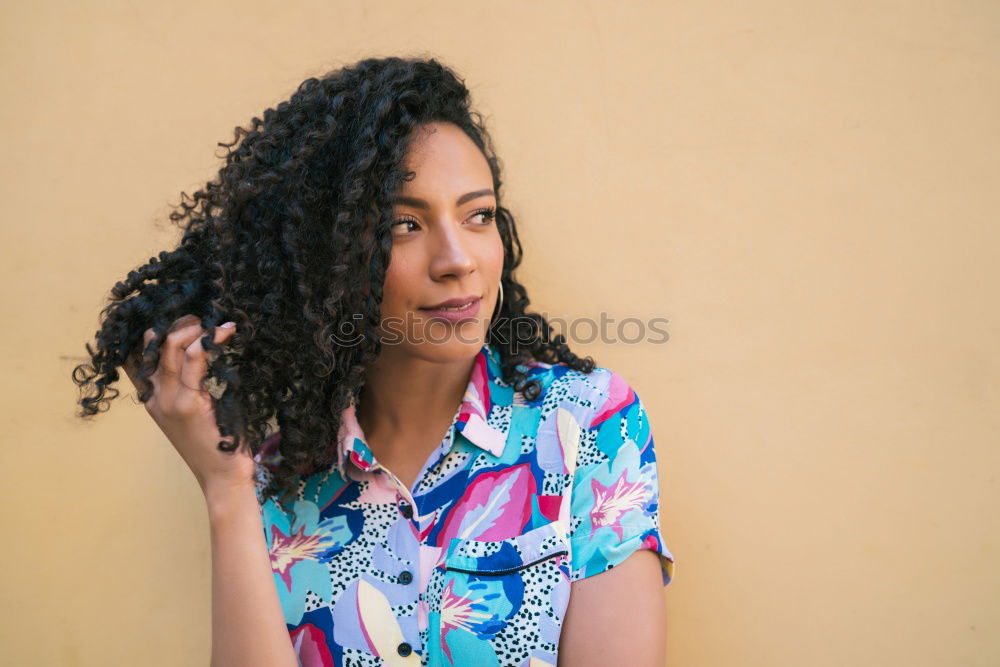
{"left": 253, "top": 343, "right": 675, "bottom": 666}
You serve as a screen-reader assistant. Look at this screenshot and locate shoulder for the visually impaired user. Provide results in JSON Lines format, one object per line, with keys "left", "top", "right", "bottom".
{"left": 525, "top": 359, "right": 645, "bottom": 430}
{"left": 524, "top": 359, "right": 657, "bottom": 479}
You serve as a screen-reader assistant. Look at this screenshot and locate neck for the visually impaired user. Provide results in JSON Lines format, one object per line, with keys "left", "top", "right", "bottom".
{"left": 357, "top": 345, "right": 478, "bottom": 460}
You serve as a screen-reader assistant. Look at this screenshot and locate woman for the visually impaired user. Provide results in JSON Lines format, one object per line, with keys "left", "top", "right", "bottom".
{"left": 73, "top": 56, "right": 674, "bottom": 666}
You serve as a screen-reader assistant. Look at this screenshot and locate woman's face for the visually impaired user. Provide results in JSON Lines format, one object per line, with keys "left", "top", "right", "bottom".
{"left": 376, "top": 121, "right": 504, "bottom": 363}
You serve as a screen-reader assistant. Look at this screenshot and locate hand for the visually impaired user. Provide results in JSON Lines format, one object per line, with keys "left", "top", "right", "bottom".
{"left": 121, "top": 314, "right": 254, "bottom": 497}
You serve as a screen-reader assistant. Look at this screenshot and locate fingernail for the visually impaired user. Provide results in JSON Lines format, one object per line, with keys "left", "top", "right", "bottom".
{"left": 221, "top": 321, "right": 236, "bottom": 328}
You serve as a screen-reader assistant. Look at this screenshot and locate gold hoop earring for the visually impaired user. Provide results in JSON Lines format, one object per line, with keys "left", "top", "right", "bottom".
{"left": 490, "top": 281, "right": 504, "bottom": 322}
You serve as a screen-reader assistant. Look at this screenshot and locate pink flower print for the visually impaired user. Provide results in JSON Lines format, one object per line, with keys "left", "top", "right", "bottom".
{"left": 589, "top": 471, "right": 649, "bottom": 542}
{"left": 440, "top": 579, "right": 492, "bottom": 632}
{"left": 269, "top": 523, "right": 335, "bottom": 592}
{"left": 439, "top": 579, "right": 493, "bottom": 663}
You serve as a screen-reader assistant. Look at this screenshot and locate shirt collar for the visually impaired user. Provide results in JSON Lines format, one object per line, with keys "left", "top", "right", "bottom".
{"left": 336, "top": 343, "right": 511, "bottom": 478}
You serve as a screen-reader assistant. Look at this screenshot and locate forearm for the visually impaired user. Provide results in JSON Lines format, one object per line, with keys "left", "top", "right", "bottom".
{"left": 205, "top": 484, "right": 298, "bottom": 667}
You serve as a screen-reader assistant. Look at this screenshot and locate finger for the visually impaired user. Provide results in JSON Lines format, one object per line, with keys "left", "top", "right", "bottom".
{"left": 178, "top": 323, "right": 237, "bottom": 395}
{"left": 157, "top": 317, "right": 212, "bottom": 378}
{"left": 167, "top": 314, "right": 202, "bottom": 335}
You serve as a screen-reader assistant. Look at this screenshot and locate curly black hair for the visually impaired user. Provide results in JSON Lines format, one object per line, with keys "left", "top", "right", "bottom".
{"left": 72, "top": 55, "right": 595, "bottom": 513}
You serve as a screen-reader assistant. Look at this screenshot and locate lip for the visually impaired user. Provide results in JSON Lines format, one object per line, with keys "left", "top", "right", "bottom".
{"left": 422, "top": 295, "right": 481, "bottom": 310}
{"left": 419, "top": 296, "right": 481, "bottom": 324}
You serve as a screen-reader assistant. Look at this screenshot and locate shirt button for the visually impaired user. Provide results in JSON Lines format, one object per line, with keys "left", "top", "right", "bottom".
{"left": 397, "top": 642, "right": 412, "bottom": 657}
{"left": 400, "top": 503, "right": 413, "bottom": 519}
{"left": 398, "top": 570, "right": 413, "bottom": 585}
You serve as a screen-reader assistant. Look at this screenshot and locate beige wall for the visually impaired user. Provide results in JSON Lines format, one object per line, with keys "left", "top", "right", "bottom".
{"left": 2, "top": 1, "right": 997, "bottom": 664}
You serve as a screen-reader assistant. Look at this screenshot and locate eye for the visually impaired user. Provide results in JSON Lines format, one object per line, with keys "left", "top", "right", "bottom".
{"left": 470, "top": 206, "right": 496, "bottom": 225}
{"left": 391, "top": 216, "right": 420, "bottom": 234}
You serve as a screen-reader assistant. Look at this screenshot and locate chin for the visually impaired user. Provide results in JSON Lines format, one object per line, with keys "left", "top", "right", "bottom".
{"left": 400, "top": 324, "right": 487, "bottom": 363}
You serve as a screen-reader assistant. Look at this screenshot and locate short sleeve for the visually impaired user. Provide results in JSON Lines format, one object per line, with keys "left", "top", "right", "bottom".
{"left": 567, "top": 372, "right": 675, "bottom": 586}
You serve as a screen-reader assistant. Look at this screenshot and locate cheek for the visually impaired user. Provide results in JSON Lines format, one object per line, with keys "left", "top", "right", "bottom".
{"left": 382, "top": 252, "right": 417, "bottom": 314}
{"left": 484, "top": 233, "right": 505, "bottom": 279}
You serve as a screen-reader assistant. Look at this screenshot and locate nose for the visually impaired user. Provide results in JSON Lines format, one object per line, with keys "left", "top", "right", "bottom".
{"left": 428, "top": 220, "right": 475, "bottom": 280}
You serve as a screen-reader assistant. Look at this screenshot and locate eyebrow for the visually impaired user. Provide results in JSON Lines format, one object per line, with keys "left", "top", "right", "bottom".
{"left": 391, "top": 189, "right": 495, "bottom": 210}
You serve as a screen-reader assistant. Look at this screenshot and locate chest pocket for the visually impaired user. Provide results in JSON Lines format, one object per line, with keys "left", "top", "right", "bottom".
{"left": 426, "top": 521, "right": 571, "bottom": 667}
